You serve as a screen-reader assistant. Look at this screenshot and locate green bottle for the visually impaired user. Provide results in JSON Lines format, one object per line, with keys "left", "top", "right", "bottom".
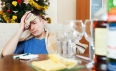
{"left": 107, "top": 0, "right": 116, "bottom": 22}
{"left": 107, "top": 0, "right": 116, "bottom": 71}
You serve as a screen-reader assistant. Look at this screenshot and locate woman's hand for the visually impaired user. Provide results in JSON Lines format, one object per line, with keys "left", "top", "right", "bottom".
{"left": 19, "top": 11, "right": 31, "bottom": 31}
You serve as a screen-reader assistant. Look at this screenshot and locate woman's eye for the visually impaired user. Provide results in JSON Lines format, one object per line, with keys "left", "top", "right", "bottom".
{"left": 33, "top": 22, "right": 36, "bottom": 24}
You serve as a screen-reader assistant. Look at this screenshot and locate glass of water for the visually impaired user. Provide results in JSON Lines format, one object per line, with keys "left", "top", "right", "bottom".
{"left": 56, "top": 30, "right": 73, "bottom": 58}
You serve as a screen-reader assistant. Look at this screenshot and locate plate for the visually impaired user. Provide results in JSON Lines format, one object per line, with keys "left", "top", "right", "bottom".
{"left": 27, "top": 61, "right": 86, "bottom": 71}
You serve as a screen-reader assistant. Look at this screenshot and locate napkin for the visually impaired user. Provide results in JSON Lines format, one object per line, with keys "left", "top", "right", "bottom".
{"left": 71, "top": 41, "right": 88, "bottom": 54}
{"left": 24, "top": 12, "right": 36, "bottom": 29}
{"left": 13, "top": 53, "right": 38, "bottom": 60}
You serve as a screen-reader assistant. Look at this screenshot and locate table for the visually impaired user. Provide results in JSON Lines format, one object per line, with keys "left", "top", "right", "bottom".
{"left": 0, "top": 54, "right": 91, "bottom": 71}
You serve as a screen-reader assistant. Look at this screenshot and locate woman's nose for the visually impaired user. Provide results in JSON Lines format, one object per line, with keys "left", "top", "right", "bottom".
{"left": 29, "top": 24, "right": 34, "bottom": 31}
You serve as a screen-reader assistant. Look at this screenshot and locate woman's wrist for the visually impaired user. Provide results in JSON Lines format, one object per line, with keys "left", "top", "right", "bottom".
{"left": 18, "top": 27, "right": 24, "bottom": 34}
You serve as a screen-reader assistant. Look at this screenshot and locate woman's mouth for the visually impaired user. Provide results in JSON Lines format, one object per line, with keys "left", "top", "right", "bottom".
{"left": 32, "top": 31, "right": 37, "bottom": 34}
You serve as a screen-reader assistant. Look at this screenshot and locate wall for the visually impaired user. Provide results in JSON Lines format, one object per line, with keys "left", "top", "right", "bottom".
{"left": 46, "top": 0, "right": 57, "bottom": 24}
{"left": 57, "top": 0, "right": 76, "bottom": 23}
{"left": 47, "top": 0, "right": 76, "bottom": 24}
{"left": 0, "top": 1, "right": 1, "bottom": 10}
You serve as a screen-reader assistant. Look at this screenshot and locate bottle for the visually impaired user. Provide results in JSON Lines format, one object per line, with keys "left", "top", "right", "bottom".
{"left": 92, "top": 0, "right": 107, "bottom": 71}
{"left": 92, "top": 21, "right": 107, "bottom": 71}
{"left": 107, "top": 0, "right": 116, "bottom": 71}
{"left": 107, "top": 23, "right": 116, "bottom": 71}
{"left": 107, "top": 0, "right": 116, "bottom": 22}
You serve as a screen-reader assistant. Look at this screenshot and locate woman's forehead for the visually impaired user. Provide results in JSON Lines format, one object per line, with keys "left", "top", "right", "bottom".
{"left": 30, "top": 17, "right": 41, "bottom": 23}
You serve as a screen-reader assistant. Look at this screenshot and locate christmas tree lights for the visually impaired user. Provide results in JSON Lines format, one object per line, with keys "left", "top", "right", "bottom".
{"left": 0, "top": 0, "right": 51, "bottom": 23}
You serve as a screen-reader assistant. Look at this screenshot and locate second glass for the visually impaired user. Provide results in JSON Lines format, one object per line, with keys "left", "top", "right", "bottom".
{"left": 62, "top": 20, "right": 84, "bottom": 58}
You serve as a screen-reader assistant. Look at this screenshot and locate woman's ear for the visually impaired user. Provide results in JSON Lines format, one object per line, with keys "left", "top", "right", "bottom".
{"left": 41, "top": 19, "right": 45, "bottom": 24}
{"left": 41, "top": 19, "right": 48, "bottom": 24}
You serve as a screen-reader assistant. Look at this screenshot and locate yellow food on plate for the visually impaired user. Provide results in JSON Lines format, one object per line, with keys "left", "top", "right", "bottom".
{"left": 32, "top": 59, "right": 66, "bottom": 71}
{"left": 32, "top": 54, "right": 77, "bottom": 71}
{"left": 48, "top": 54, "right": 63, "bottom": 63}
{"left": 49, "top": 54, "right": 77, "bottom": 68}
{"left": 61, "top": 57, "right": 77, "bottom": 68}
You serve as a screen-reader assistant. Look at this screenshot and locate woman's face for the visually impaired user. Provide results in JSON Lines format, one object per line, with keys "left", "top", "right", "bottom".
{"left": 28, "top": 16, "right": 45, "bottom": 37}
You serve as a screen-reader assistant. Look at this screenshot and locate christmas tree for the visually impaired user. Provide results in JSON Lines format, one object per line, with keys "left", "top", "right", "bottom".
{"left": 0, "top": 0, "right": 51, "bottom": 23}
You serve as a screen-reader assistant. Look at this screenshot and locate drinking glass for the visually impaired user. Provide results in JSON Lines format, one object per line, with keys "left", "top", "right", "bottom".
{"left": 84, "top": 19, "right": 94, "bottom": 61}
{"left": 56, "top": 30, "right": 73, "bottom": 57}
{"left": 56, "top": 30, "right": 76, "bottom": 57}
{"left": 56, "top": 30, "right": 64, "bottom": 55}
{"left": 63, "top": 20, "right": 84, "bottom": 59}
